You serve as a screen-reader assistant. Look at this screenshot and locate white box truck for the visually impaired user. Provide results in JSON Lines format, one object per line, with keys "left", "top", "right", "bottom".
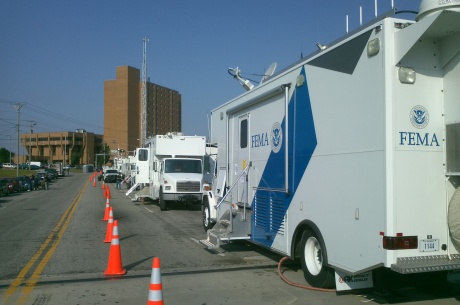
{"left": 127, "top": 133, "right": 207, "bottom": 211}
{"left": 201, "top": 1, "right": 460, "bottom": 291}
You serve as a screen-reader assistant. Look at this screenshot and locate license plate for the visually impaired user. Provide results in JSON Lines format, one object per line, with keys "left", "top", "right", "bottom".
{"left": 419, "top": 239, "right": 439, "bottom": 252}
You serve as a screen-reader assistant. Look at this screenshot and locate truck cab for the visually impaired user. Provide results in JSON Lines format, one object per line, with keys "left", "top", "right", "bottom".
{"left": 157, "top": 157, "right": 203, "bottom": 210}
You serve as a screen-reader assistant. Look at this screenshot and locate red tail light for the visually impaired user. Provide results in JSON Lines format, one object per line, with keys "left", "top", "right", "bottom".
{"left": 383, "top": 235, "right": 418, "bottom": 250}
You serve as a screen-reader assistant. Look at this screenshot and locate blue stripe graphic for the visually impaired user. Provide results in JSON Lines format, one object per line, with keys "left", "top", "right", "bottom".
{"left": 252, "top": 67, "right": 317, "bottom": 247}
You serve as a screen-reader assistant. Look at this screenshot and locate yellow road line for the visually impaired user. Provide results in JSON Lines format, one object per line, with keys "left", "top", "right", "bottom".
{"left": 2, "top": 180, "right": 88, "bottom": 305}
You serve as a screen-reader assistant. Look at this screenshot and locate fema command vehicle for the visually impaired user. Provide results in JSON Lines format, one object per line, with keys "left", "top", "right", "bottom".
{"left": 126, "top": 133, "right": 207, "bottom": 211}
{"left": 200, "top": 0, "right": 460, "bottom": 290}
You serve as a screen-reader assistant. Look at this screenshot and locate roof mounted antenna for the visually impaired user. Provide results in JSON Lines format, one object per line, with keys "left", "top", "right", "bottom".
{"left": 228, "top": 67, "right": 254, "bottom": 91}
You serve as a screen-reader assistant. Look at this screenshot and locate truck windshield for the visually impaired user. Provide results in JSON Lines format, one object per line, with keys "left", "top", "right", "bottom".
{"left": 164, "top": 159, "right": 202, "bottom": 174}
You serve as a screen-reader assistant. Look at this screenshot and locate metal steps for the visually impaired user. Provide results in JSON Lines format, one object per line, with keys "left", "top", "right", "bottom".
{"left": 125, "top": 182, "right": 139, "bottom": 196}
{"left": 199, "top": 209, "right": 252, "bottom": 249}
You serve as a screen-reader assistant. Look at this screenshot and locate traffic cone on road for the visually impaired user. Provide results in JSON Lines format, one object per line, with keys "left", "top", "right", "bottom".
{"left": 147, "top": 257, "right": 164, "bottom": 305}
{"left": 104, "top": 207, "right": 114, "bottom": 243}
{"left": 90, "top": 175, "right": 93, "bottom": 182}
{"left": 102, "top": 198, "right": 110, "bottom": 221}
{"left": 105, "top": 185, "right": 111, "bottom": 199}
{"left": 101, "top": 180, "right": 105, "bottom": 189}
{"left": 104, "top": 220, "right": 126, "bottom": 276}
{"left": 93, "top": 178, "right": 96, "bottom": 187}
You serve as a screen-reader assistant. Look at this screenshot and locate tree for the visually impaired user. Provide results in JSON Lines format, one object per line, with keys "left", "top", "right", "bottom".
{"left": 71, "top": 149, "right": 81, "bottom": 166}
{"left": 0, "top": 148, "right": 14, "bottom": 163}
{"left": 95, "top": 143, "right": 110, "bottom": 167}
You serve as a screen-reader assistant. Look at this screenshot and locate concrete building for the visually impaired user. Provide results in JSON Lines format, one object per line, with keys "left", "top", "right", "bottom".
{"left": 15, "top": 65, "right": 181, "bottom": 166}
{"left": 104, "top": 66, "right": 181, "bottom": 153}
{"left": 19, "top": 130, "right": 104, "bottom": 166}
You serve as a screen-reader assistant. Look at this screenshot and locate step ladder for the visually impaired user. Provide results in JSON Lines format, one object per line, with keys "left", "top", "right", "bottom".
{"left": 200, "top": 163, "right": 252, "bottom": 249}
{"left": 199, "top": 208, "right": 251, "bottom": 249}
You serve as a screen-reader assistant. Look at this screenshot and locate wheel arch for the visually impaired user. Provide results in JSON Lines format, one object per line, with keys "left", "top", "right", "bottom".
{"left": 291, "top": 220, "right": 330, "bottom": 267}
{"left": 202, "top": 193, "right": 209, "bottom": 207}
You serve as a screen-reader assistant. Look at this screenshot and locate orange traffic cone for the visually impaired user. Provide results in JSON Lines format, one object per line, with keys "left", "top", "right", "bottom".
{"left": 101, "top": 180, "right": 105, "bottom": 189}
{"left": 90, "top": 175, "right": 93, "bottom": 182}
{"left": 105, "top": 186, "right": 111, "bottom": 199}
{"left": 102, "top": 198, "right": 110, "bottom": 221}
{"left": 93, "top": 179, "right": 97, "bottom": 187}
{"left": 104, "top": 207, "right": 114, "bottom": 243}
{"left": 147, "top": 258, "right": 164, "bottom": 305}
{"left": 104, "top": 220, "right": 126, "bottom": 276}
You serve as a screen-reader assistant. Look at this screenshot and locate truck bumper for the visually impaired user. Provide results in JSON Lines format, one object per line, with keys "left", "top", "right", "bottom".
{"left": 163, "top": 193, "right": 202, "bottom": 203}
{"left": 392, "top": 254, "right": 460, "bottom": 274}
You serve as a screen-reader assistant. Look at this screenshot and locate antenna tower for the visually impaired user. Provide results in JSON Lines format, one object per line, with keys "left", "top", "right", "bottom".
{"left": 141, "top": 37, "right": 149, "bottom": 147}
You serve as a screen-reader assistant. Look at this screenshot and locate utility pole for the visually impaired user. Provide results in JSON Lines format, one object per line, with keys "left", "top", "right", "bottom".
{"left": 12, "top": 102, "right": 25, "bottom": 177}
{"left": 28, "top": 121, "right": 36, "bottom": 170}
{"left": 141, "top": 37, "right": 149, "bottom": 147}
{"left": 9, "top": 135, "right": 12, "bottom": 163}
{"left": 64, "top": 135, "right": 67, "bottom": 169}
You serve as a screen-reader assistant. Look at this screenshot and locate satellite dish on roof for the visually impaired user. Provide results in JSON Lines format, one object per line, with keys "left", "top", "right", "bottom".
{"left": 228, "top": 67, "right": 254, "bottom": 91}
{"left": 261, "top": 62, "right": 277, "bottom": 83}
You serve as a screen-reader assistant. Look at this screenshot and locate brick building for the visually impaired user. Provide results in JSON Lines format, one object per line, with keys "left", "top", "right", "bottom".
{"left": 19, "top": 130, "right": 103, "bottom": 166}
{"left": 104, "top": 66, "right": 181, "bottom": 153}
{"left": 16, "top": 65, "right": 181, "bottom": 165}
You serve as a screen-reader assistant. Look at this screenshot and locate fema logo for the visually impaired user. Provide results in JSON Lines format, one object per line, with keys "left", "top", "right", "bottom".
{"left": 410, "top": 105, "right": 429, "bottom": 129}
{"left": 271, "top": 122, "right": 282, "bottom": 153}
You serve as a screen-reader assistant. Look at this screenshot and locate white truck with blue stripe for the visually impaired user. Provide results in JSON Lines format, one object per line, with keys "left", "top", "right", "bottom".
{"left": 200, "top": 0, "right": 460, "bottom": 290}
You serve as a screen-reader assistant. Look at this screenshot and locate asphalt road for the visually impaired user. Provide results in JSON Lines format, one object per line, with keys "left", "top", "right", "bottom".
{"left": 1, "top": 172, "right": 460, "bottom": 305}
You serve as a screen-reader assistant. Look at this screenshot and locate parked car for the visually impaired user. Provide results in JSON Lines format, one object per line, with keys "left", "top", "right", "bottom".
{"left": 3, "top": 163, "right": 17, "bottom": 169}
{"left": 2, "top": 178, "right": 20, "bottom": 194}
{"left": 45, "top": 168, "right": 58, "bottom": 179}
{"left": 16, "top": 176, "right": 32, "bottom": 191}
{"left": 35, "top": 171, "right": 48, "bottom": 180}
{"left": 0, "top": 179, "right": 8, "bottom": 196}
{"left": 7, "top": 178, "right": 21, "bottom": 194}
{"left": 17, "top": 163, "right": 28, "bottom": 169}
{"left": 104, "top": 169, "right": 119, "bottom": 183}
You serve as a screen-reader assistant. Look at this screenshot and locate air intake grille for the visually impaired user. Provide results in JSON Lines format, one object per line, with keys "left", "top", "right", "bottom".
{"left": 176, "top": 181, "right": 200, "bottom": 192}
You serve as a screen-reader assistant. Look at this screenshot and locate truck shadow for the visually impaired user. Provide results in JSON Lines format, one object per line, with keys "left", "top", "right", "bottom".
{"left": 213, "top": 240, "right": 460, "bottom": 303}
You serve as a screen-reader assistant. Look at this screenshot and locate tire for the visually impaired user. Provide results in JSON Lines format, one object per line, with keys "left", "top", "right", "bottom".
{"left": 448, "top": 185, "right": 460, "bottom": 253}
{"left": 159, "top": 188, "right": 167, "bottom": 211}
{"left": 202, "top": 197, "right": 215, "bottom": 231}
{"left": 300, "top": 229, "right": 335, "bottom": 288}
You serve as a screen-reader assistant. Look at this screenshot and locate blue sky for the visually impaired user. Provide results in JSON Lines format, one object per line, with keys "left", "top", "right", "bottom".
{"left": 0, "top": 0, "right": 420, "bottom": 156}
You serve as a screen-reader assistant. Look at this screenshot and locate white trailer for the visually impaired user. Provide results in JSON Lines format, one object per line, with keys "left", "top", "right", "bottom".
{"left": 53, "top": 162, "right": 64, "bottom": 177}
{"left": 127, "top": 133, "right": 207, "bottom": 210}
{"left": 201, "top": 1, "right": 460, "bottom": 290}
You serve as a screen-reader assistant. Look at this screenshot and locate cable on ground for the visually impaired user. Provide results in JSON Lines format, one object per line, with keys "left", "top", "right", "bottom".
{"left": 277, "top": 257, "right": 336, "bottom": 292}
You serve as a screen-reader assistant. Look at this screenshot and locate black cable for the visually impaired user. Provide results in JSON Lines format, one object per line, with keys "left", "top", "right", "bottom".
{"left": 395, "top": 10, "right": 418, "bottom": 15}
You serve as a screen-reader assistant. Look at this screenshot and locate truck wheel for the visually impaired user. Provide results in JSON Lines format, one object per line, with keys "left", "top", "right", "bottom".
{"left": 159, "top": 188, "right": 167, "bottom": 211}
{"left": 448, "top": 185, "right": 460, "bottom": 252}
{"left": 300, "top": 229, "right": 335, "bottom": 288}
{"left": 202, "top": 197, "right": 215, "bottom": 231}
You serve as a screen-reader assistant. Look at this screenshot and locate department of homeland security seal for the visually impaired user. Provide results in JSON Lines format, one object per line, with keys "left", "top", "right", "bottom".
{"left": 410, "top": 105, "right": 429, "bottom": 129}
{"left": 271, "top": 122, "right": 282, "bottom": 153}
